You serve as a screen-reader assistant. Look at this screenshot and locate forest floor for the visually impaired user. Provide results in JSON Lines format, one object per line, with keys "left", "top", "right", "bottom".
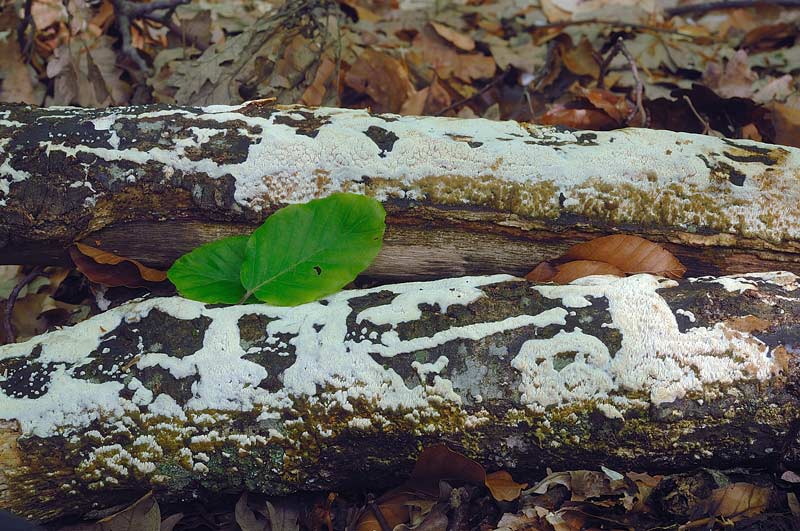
{"left": 2, "top": 0, "right": 800, "bottom": 529}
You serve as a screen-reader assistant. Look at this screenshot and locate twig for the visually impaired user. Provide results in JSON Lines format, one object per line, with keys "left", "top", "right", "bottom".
{"left": 682, "top": 95, "right": 714, "bottom": 135}
{"left": 666, "top": 0, "right": 800, "bottom": 17}
{"left": 528, "top": 17, "right": 713, "bottom": 39}
{"left": 435, "top": 71, "right": 507, "bottom": 116}
{"left": 111, "top": 0, "right": 190, "bottom": 71}
{"left": 366, "top": 494, "right": 392, "bottom": 531}
{"left": 598, "top": 37, "right": 647, "bottom": 127}
{"left": 2, "top": 266, "right": 46, "bottom": 344}
{"left": 17, "top": 0, "right": 35, "bottom": 58}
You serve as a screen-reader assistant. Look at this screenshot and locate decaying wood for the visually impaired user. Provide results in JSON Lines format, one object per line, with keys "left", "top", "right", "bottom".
{"left": 1, "top": 271, "right": 798, "bottom": 522}
{"left": 1, "top": 101, "right": 800, "bottom": 279}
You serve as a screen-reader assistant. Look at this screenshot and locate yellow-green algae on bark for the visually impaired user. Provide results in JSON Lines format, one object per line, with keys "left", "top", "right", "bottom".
{"left": 0, "top": 272, "right": 798, "bottom": 521}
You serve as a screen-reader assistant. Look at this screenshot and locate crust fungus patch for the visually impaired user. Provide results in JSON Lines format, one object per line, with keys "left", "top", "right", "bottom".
{"left": 3, "top": 103, "right": 799, "bottom": 246}
{"left": 0, "top": 273, "right": 797, "bottom": 517}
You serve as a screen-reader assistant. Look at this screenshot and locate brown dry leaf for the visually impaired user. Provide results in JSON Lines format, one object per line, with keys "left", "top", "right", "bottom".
{"left": 271, "top": 33, "right": 319, "bottom": 90}
{"left": 409, "top": 444, "right": 486, "bottom": 496}
{"left": 302, "top": 56, "right": 336, "bottom": 106}
{"left": 234, "top": 492, "right": 267, "bottom": 531}
{"left": 528, "top": 260, "right": 624, "bottom": 284}
{"left": 356, "top": 490, "right": 416, "bottom": 531}
{"left": 494, "top": 509, "right": 542, "bottom": 530}
{"left": 769, "top": 102, "right": 800, "bottom": 148}
{"left": 486, "top": 470, "right": 528, "bottom": 502}
{"left": 568, "top": 470, "right": 626, "bottom": 501}
{"left": 1, "top": 267, "right": 77, "bottom": 344}
{"left": 339, "top": 0, "right": 380, "bottom": 23}
{"left": 741, "top": 22, "right": 796, "bottom": 52}
{"left": 412, "top": 25, "right": 495, "bottom": 83}
{"left": 47, "top": 35, "right": 131, "bottom": 107}
{"left": 411, "top": 445, "right": 525, "bottom": 501}
{"left": 740, "top": 123, "right": 762, "bottom": 141}
{"left": 539, "top": 107, "right": 617, "bottom": 130}
{"left": 624, "top": 471, "right": 662, "bottom": 511}
{"left": 0, "top": 7, "right": 41, "bottom": 104}
{"left": 702, "top": 49, "right": 757, "bottom": 99}
{"left": 577, "top": 87, "right": 634, "bottom": 123}
{"left": 97, "top": 491, "right": 160, "bottom": 531}
{"left": 788, "top": 493, "right": 800, "bottom": 516}
{"left": 345, "top": 48, "right": 415, "bottom": 113}
{"left": 692, "top": 483, "right": 770, "bottom": 522}
{"left": 540, "top": 0, "right": 572, "bottom": 22}
{"left": 753, "top": 75, "right": 793, "bottom": 104}
{"left": 32, "top": 0, "right": 68, "bottom": 30}
{"left": 358, "top": 445, "right": 524, "bottom": 530}
{"left": 400, "top": 87, "right": 430, "bottom": 115}
{"left": 563, "top": 235, "right": 686, "bottom": 278}
{"left": 562, "top": 37, "right": 599, "bottom": 78}
{"left": 431, "top": 21, "right": 475, "bottom": 51}
{"left": 70, "top": 243, "right": 168, "bottom": 288}
{"left": 525, "top": 262, "right": 559, "bottom": 282}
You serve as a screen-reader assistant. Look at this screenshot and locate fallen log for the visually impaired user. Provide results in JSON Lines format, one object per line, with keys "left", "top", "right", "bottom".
{"left": 1, "top": 101, "right": 800, "bottom": 279}
{"left": 0, "top": 271, "right": 798, "bottom": 522}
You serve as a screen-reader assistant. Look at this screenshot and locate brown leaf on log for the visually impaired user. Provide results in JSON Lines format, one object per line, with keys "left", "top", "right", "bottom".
{"left": 69, "top": 243, "right": 168, "bottom": 288}
{"left": 563, "top": 235, "right": 686, "bottom": 278}
{"left": 526, "top": 260, "right": 624, "bottom": 283}
{"left": 526, "top": 235, "right": 685, "bottom": 284}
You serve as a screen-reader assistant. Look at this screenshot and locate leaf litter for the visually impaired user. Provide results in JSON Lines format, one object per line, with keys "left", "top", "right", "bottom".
{"left": 2, "top": 0, "right": 800, "bottom": 144}
{"left": 2, "top": 0, "right": 800, "bottom": 529}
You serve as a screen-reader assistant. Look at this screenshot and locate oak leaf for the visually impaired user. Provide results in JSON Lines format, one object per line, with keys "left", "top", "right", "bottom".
{"left": 430, "top": 21, "right": 475, "bottom": 51}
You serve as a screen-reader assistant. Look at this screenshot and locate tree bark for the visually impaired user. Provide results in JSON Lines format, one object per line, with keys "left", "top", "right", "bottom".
{"left": 0, "top": 272, "right": 798, "bottom": 522}
{"left": 1, "top": 101, "right": 800, "bottom": 279}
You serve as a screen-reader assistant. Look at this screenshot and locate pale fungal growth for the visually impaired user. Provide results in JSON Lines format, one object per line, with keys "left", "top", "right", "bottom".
{"left": 2, "top": 103, "right": 800, "bottom": 246}
{"left": 0, "top": 272, "right": 792, "bottom": 439}
{"left": 531, "top": 274, "right": 776, "bottom": 405}
{"left": 0, "top": 271, "right": 796, "bottom": 510}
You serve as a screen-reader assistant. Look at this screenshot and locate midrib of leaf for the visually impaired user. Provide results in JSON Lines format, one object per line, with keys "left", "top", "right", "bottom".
{"left": 238, "top": 245, "right": 333, "bottom": 304}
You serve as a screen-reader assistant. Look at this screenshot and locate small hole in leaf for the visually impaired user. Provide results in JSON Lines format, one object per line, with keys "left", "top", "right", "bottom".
{"left": 313, "top": 266, "right": 322, "bottom": 275}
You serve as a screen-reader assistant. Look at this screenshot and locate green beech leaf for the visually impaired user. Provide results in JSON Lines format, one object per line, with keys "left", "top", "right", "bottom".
{"left": 240, "top": 193, "right": 385, "bottom": 306}
{"left": 167, "top": 235, "right": 248, "bottom": 303}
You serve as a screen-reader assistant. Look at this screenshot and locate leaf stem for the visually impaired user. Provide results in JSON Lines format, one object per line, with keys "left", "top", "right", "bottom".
{"left": 237, "top": 290, "right": 253, "bottom": 305}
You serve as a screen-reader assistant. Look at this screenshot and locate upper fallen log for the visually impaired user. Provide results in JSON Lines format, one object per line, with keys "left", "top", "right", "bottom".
{"left": 0, "top": 271, "right": 798, "bottom": 521}
{"left": 1, "top": 101, "right": 799, "bottom": 278}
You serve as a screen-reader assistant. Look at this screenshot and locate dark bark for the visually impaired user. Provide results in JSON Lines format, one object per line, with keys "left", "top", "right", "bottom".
{"left": 0, "top": 272, "right": 798, "bottom": 521}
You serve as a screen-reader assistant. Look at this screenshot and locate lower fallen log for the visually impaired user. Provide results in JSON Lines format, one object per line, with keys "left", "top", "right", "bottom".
{"left": 0, "top": 272, "right": 799, "bottom": 522}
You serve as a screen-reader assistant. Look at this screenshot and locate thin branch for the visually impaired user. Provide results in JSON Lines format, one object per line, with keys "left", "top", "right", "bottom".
{"left": 682, "top": 95, "right": 716, "bottom": 136}
{"left": 527, "top": 18, "right": 714, "bottom": 39}
{"left": 666, "top": 0, "right": 800, "bottom": 17}
{"left": 111, "top": 0, "right": 190, "bottom": 71}
{"left": 366, "top": 494, "right": 392, "bottom": 531}
{"left": 598, "top": 37, "right": 647, "bottom": 127}
{"left": 2, "top": 266, "right": 46, "bottom": 344}
{"left": 17, "top": 0, "right": 35, "bottom": 58}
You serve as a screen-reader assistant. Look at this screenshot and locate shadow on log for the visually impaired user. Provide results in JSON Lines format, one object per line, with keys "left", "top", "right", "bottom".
{"left": 0, "top": 272, "right": 798, "bottom": 522}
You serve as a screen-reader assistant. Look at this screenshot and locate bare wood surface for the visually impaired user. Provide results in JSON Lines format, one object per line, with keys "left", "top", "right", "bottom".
{"left": 0, "top": 272, "right": 798, "bottom": 521}
{"left": 2, "top": 101, "right": 800, "bottom": 279}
